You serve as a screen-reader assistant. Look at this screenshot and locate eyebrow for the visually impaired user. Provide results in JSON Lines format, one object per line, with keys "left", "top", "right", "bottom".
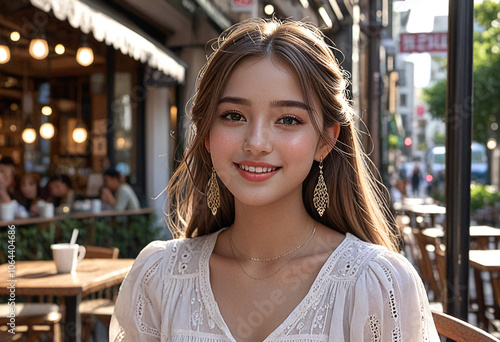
{"left": 218, "top": 97, "right": 311, "bottom": 111}
{"left": 270, "top": 100, "right": 311, "bottom": 111}
{"left": 218, "top": 96, "right": 251, "bottom": 106}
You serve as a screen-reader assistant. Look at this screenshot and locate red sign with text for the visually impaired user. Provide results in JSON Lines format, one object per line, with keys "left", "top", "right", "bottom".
{"left": 232, "top": 0, "right": 253, "bottom": 11}
{"left": 416, "top": 105, "right": 425, "bottom": 117}
{"left": 400, "top": 32, "right": 447, "bottom": 53}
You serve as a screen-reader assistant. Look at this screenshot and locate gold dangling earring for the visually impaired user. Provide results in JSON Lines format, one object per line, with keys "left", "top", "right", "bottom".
{"left": 207, "top": 166, "right": 220, "bottom": 216}
{"left": 313, "top": 157, "right": 329, "bottom": 217}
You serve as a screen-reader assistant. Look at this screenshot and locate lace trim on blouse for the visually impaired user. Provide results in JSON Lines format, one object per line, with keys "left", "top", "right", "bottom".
{"left": 136, "top": 258, "right": 162, "bottom": 337}
{"left": 369, "top": 315, "right": 381, "bottom": 342}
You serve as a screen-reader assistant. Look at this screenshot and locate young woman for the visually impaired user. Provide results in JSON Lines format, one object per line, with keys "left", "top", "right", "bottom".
{"left": 110, "top": 18, "right": 438, "bottom": 341}
{"left": 17, "top": 172, "right": 42, "bottom": 216}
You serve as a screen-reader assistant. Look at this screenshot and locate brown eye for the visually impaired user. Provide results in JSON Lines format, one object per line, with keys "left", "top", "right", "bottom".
{"left": 277, "top": 115, "right": 302, "bottom": 126}
{"left": 221, "top": 111, "right": 245, "bottom": 122}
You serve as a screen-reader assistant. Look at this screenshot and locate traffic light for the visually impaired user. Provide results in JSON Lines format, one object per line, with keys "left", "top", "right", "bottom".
{"left": 404, "top": 137, "right": 413, "bottom": 147}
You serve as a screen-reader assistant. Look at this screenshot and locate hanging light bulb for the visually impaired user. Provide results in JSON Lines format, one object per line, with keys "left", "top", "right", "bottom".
{"left": 22, "top": 124, "right": 37, "bottom": 144}
{"left": 41, "top": 106, "right": 52, "bottom": 116}
{"left": 76, "top": 34, "right": 94, "bottom": 66}
{"left": 40, "top": 122, "right": 55, "bottom": 139}
{"left": 264, "top": 4, "right": 275, "bottom": 15}
{"left": 55, "top": 44, "right": 65, "bottom": 55}
{"left": 10, "top": 31, "right": 20, "bottom": 42}
{"left": 0, "top": 44, "right": 10, "bottom": 64}
{"left": 72, "top": 123, "right": 88, "bottom": 143}
{"left": 76, "top": 46, "right": 94, "bottom": 66}
{"left": 29, "top": 38, "right": 49, "bottom": 60}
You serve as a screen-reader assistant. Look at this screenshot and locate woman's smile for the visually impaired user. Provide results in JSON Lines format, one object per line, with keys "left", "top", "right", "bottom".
{"left": 234, "top": 162, "right": 281, "bottom": 181}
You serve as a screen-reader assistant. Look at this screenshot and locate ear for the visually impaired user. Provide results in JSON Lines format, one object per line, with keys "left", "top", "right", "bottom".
{"left": 205, "top": 134, "right": 210, "bottom": 153}
{"left": 315, "top": 124, "right": 340, "bottom": 161}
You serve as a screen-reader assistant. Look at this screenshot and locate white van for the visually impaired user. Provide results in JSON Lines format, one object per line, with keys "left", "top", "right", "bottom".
{"left": 427, "top": 142, "right": 488, "bottom": 183}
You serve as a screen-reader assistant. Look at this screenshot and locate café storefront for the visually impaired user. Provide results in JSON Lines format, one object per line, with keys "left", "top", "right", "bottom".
{"left": 0, "top": 0, "right": 186, "bottom": 216}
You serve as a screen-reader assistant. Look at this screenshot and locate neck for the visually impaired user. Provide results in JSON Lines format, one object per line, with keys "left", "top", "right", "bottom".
{"left": 230, "top": 196, "right": 314, "bottom": 260}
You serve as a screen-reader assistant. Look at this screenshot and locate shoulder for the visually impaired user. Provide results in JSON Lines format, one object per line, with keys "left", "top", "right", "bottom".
{"left": 133, "top": 232, "right": 218, "bottom": 278}
{"left": 330, "top": 233, "right": 417, "bottom": 285}
{"left": 332, "top": 235, "right": 439, "bottom": 340}
{"left": 117, "top": 183, "right": 134, "bottom": 194}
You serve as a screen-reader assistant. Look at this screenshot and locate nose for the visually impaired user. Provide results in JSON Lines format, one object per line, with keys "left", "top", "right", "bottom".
{"left": 243, "top": 121, "right": 272, "bottom": 155}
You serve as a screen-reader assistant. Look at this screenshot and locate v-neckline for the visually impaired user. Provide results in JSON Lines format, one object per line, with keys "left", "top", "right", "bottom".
{"left": 198, "top": 229, "right": 353, "bottom": 341}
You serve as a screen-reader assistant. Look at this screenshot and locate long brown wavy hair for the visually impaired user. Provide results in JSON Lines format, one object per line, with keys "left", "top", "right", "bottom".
{"left": 166, "top": 18, "right": 397, "bottom": 251}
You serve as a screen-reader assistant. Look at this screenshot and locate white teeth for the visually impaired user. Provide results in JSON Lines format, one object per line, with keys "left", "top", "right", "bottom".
{"left": 238, "top": 164, "right": 277, "bottom": 173}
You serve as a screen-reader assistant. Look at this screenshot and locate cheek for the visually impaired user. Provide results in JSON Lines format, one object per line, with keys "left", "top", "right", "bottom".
{"left": 276, "top": 129, "right": 320, "bottom": 154}
{"left": 208, "top": 126, "right": 239, "bottom": 158}
{"left": 209, "top": 126, "right": 242, "bottom": 186}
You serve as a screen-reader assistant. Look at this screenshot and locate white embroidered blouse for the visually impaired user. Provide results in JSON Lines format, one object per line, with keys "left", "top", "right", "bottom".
{"left": 110, "top": 230, "right": 439, "bottom": 341}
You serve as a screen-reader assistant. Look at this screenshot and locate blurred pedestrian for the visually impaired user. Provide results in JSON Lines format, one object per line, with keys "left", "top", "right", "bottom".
{"left": 411, "top": 161, "right": 422, "bottom": 197}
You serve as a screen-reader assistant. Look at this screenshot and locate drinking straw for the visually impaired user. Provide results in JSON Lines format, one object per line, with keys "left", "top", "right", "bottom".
{"left": 70, "top": 228, "right": 79, "bottom": 245}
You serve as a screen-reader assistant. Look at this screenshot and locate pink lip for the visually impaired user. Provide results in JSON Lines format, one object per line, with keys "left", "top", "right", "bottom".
{"left": 234, "top": 161, "right": 280, "bottom": 182}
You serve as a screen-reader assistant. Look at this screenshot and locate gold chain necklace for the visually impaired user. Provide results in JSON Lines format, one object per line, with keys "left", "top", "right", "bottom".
{"left": 228, "top": 222, "right": 316, "bottom": 262}
{"left": 229, "top": 223, "right": 316, "bottom": 280}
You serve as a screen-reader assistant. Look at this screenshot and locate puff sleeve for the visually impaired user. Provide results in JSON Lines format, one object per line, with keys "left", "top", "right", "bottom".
{"left": 109, "top": 240, "right": 172, "bottom": 341}
{"left": 348, "top": 251, "right": 440, "bottom": 341}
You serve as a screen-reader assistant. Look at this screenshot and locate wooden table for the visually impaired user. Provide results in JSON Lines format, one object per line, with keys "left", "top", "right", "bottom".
{"left": 394, "top": 203, "right": 446, "bottom": 228}
{"left": 469, "top": 250, "right": 500, "bottom": 329}
{"left": 422, "top": 225, "right": 500, "bottom": 249}
{"left": 0, "top": 258, "right": 134, "bottom": 342}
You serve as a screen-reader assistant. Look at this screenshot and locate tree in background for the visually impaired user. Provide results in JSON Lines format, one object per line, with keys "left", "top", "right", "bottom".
{"left": 422, "top": 0, "right": 500, "bottom": 145}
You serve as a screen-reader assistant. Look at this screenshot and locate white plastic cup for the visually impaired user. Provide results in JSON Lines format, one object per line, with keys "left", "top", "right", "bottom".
{"left": 42, "top": 202, "right": 54, "bottom": 218}
{"left": 91, "top": 199, "right": 102, "bottom": 213}
{"left": 82, "top": 199, "right": 92, "bottom": 212}
{"left": 37, "top": 200, "right": 46, "bottom": 213}
{"left": 51, "top": 243, "right": 86, "bottom": 273}
{"left": 17, "top": 206, "right": 29, "bottom": 218}
{"left": 0, "top": 202, "right": 14, "bottom": 221}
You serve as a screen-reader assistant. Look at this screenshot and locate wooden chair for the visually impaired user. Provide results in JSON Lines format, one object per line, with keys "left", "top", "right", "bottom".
{"left": 80, "top": 246, "right": 119, "bottom": 342}
{"left": 84, "top": 245, "right": 119, "bottom": 259}
{"left": 395, "top": 215, "right": 420, "bottom": 266}
{"left": 0, "top": 302, "right": 62, "bottom": 342}
{"left": 485, "top": 270, "right": 500, "bottom": 336}
{"left": 433, "top": 240, "right": 447, "bottom": 300}
{"left": 432, "top": 311, "right": 500, "bottom": 342}
{"left": 413, "top": 229, "right": 443, "bottom": 302}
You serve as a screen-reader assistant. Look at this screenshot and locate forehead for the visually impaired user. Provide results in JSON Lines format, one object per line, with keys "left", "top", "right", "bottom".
{"left": 222, "top": 57, "right": 302, "bottom": 97}
{"left": 220, "top": 56, "right": 322, "bottom": 121}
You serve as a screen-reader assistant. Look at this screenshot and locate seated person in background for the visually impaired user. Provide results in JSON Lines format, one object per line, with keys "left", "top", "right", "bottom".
{"left": 0, "top": 157, "right": 17, "bottom": 204}
{"left": 0, "top": 157, "right": 31, "bottom": 219}
{"left": 101, "top": 168, "right": 140, "bottom": 210}
{"left": 18, "top": 172, "right": 42, "bottom": 216}
{"left": 48, "top": 174, "right": 84, "bottom": 210}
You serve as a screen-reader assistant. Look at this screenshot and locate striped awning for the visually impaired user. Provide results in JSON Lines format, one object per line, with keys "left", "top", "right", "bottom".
{"left": 30, "top": 0, "right": 186, "bottom": 83}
